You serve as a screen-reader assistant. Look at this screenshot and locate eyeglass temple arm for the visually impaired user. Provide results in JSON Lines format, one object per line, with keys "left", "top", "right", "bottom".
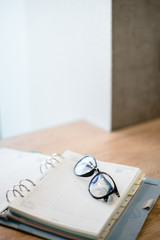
{"left": 106, "top": 173, "right": 120, "bottom": 198}
{"left": 115, "top": 188, "right": 120, "bottom": 197}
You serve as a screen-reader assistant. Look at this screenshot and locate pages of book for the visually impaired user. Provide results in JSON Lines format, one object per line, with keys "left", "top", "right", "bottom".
{"left": 0, "top": 147, "right": 48, "bottom": 211}
{"left": 8, "top": 150, "right": 142, "bottom": 239}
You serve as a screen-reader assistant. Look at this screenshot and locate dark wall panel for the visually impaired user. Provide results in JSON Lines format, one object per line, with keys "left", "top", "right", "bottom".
{"left": 112, "top": 0, "right": 160, "bottom": 129}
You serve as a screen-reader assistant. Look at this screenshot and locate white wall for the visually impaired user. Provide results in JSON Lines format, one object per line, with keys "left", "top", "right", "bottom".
{"left": 0, "top": 0, "right": 112, "bottom": 139}
{"left": 0, "top": 0, "right": 31, "bottom": 138}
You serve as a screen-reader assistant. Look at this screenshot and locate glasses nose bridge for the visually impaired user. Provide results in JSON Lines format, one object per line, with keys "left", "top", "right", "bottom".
{"left": 95, "top": 167, "right": 100, "bottom": 173}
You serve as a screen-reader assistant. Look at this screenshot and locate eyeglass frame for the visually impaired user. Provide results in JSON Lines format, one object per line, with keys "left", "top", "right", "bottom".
{"left": 74, "top": 154, "right": 120, "bottom": 202}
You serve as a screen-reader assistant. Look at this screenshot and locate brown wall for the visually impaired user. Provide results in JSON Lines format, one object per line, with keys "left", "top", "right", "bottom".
{"left": 112, "top": 0, "right": 160, "bottom": 129}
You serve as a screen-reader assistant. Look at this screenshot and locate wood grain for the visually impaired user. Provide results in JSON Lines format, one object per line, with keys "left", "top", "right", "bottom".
{"left": 0, "top": 118, "right": 160, "bottom": 240}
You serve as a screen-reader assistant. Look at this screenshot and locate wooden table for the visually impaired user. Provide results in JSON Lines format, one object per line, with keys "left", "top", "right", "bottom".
{"left": 0, "top": 118, "right": 160, "bottom": 240}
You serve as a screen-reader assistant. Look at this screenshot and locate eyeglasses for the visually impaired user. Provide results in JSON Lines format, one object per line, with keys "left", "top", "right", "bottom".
{"left": 74, "top": 155, "right": 120, "bottom": 202}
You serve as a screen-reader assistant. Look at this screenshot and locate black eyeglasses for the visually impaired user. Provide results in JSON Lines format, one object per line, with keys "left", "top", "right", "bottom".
{"left": 74, "top": 155, "right": 120, "bottom": 202}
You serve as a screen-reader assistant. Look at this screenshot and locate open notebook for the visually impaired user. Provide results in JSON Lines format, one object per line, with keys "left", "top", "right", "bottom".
{"left": 0, "top": 148, "right": 143, "bottom": 240}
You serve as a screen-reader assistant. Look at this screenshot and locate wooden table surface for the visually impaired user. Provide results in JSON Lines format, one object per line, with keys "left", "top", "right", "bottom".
{"left": 0, "top": 118, "right": 160, "bottom": 240}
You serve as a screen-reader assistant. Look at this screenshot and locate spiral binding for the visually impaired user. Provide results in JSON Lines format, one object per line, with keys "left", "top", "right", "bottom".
{"left": 6, "top": 153, "right": 63, "bottom": 202}
{"left": 40, "top": 153, "right": 64, "bottom": 174}
{"left": 6, "top": 178, "right": 36, "bottom": 202}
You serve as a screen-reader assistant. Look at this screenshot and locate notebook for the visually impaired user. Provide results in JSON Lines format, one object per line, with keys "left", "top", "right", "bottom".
{"left": 0, "top": 147, "right": 143, "bottom": 240}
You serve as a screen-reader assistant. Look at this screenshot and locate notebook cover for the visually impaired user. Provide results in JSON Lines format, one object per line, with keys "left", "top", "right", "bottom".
{"left": 0, "top": 177, "right": 160, "bottom": 240}
{"left": 106, "top": 177, "right": 160, "bottom": 240}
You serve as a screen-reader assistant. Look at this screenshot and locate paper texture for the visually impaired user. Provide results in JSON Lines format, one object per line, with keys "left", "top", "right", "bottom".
{"left": 8, "top": 150, "right": 141, "bottom": 239}
{"left": 0, "top": 147, "right": 47, "bottom": 211}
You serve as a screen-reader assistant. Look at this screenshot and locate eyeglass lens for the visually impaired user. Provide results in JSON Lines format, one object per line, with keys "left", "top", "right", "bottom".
{"left": 74, "top": 155, "right": 96, "bottom": 176}
{"left": 89, "top": 173, "right": 114, "bottom": 198}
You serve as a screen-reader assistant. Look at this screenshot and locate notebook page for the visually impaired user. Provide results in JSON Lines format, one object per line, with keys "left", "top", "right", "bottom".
{"left": 0, "top": 147, "right": 48, "bottom": 211}
{"left": 9, "top": 152, "right": 141, "bottom": 238}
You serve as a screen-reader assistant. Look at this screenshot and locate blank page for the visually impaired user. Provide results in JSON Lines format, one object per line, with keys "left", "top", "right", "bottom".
{"left": 0, "top": 147, "right": 47, "bottom": 211}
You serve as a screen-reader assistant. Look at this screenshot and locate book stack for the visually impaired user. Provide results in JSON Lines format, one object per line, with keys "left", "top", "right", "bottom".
{"left": 0, "top": 147, "right": 159, "bottom": 240}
